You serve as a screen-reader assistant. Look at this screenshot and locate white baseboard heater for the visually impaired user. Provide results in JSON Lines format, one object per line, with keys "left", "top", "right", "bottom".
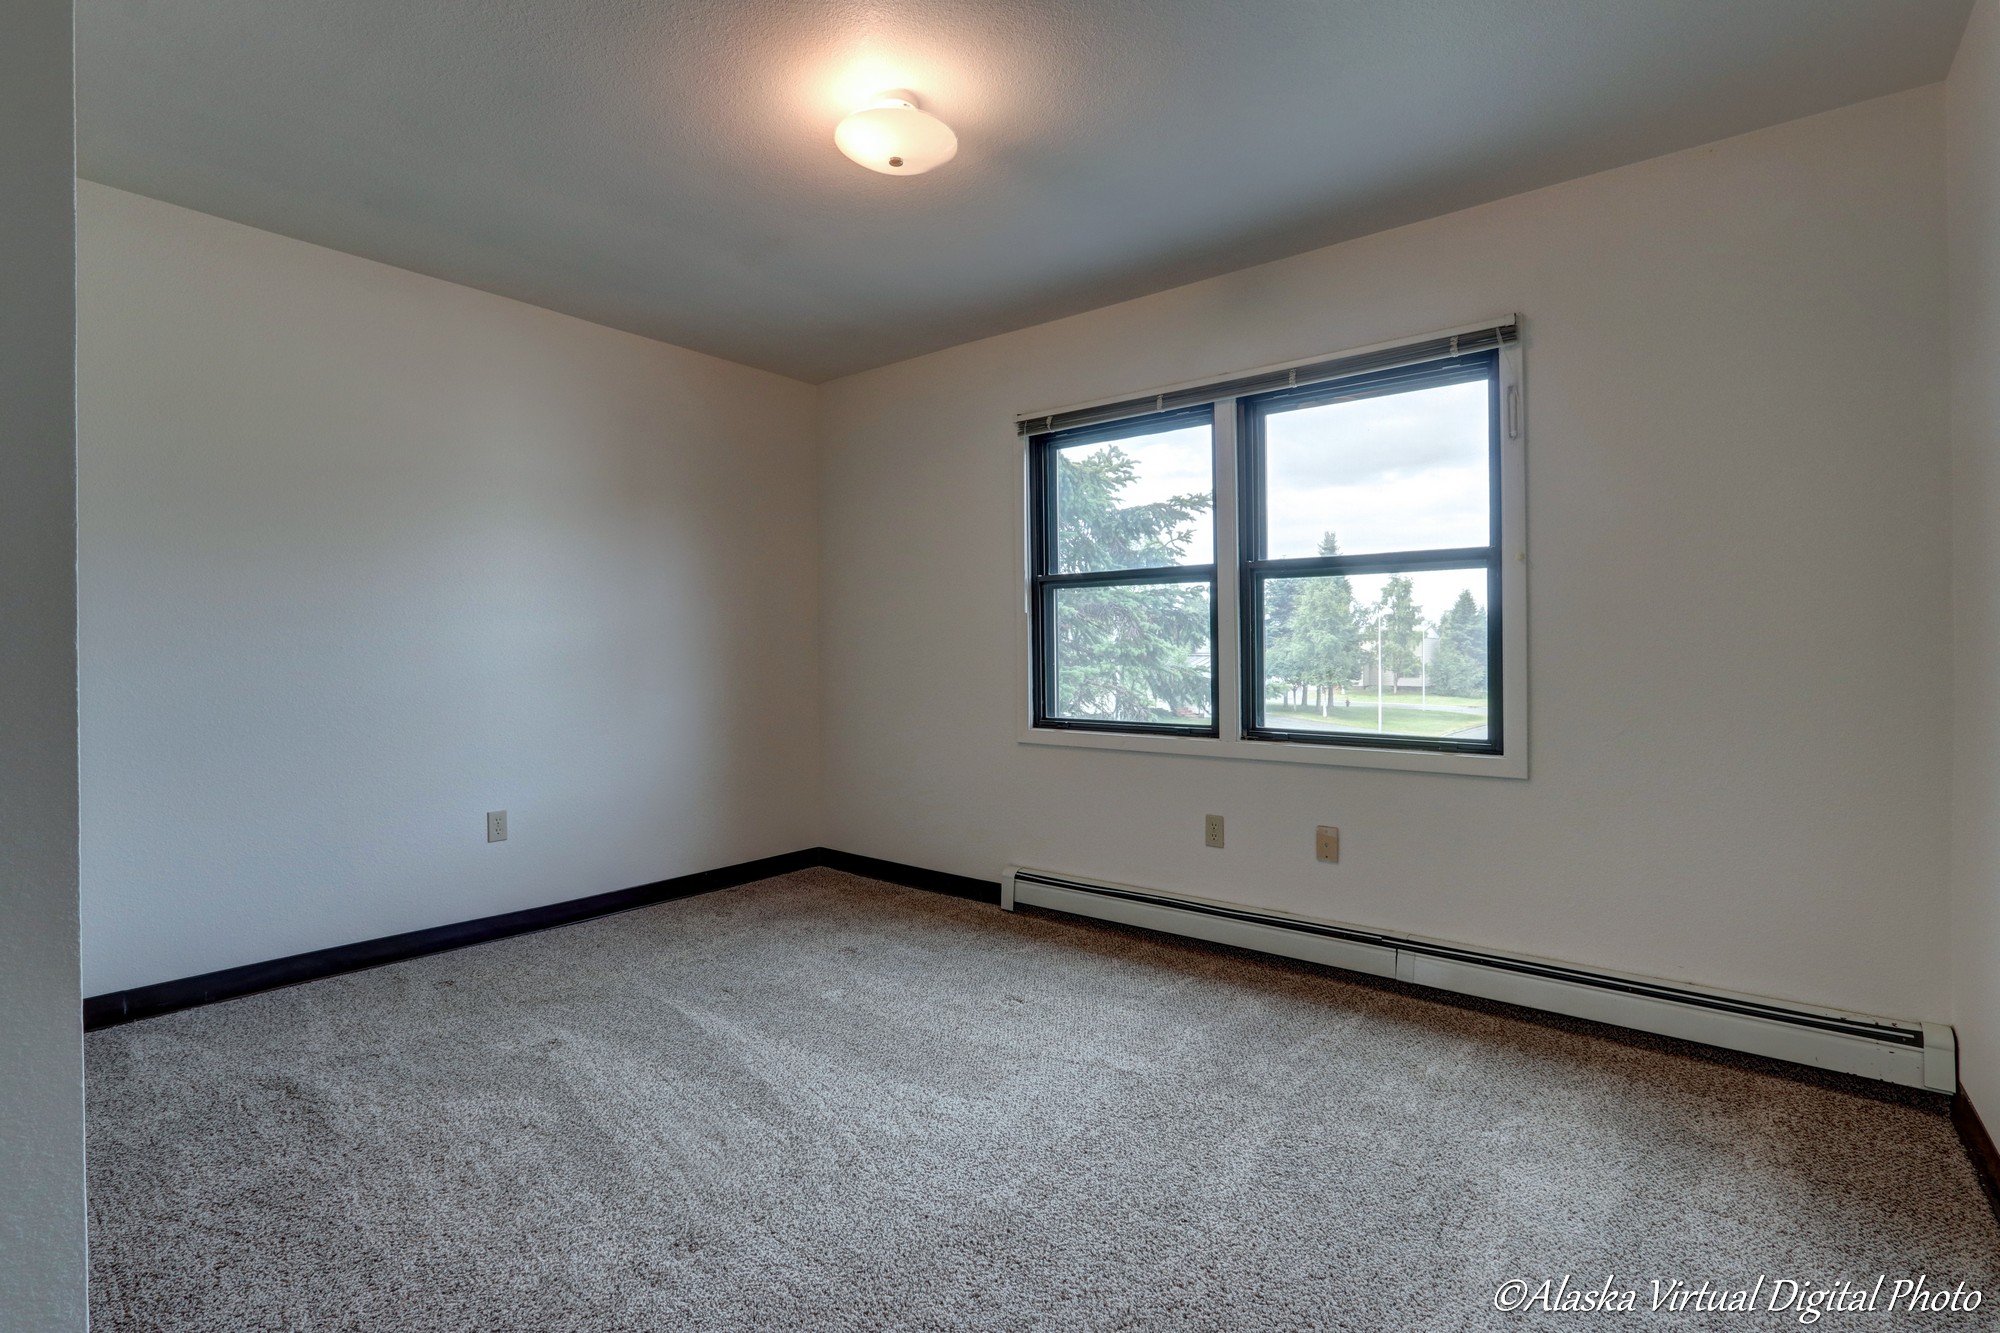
{"left": 1002, "top": 868, "right": 1956, "bottom": 1094}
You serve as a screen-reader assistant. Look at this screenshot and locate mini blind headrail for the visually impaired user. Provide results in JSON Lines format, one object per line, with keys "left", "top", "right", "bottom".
{"left": 1016, "top": 319, "right": 1519, "bottom": 437}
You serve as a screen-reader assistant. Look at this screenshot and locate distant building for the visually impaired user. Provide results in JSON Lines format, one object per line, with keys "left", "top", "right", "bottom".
{"left": 1355, "top": 633, "right": 1438, "bottom": 693}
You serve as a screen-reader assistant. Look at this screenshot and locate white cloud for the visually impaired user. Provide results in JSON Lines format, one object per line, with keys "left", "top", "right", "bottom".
{"left": 1265, "top": 381, "right": 1488, "bottom": 558}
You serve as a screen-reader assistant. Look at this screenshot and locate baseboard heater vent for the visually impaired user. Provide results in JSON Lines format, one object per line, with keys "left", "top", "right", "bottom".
{"left": 1003, "top": 868, "right": 1955, "bottom": 1093}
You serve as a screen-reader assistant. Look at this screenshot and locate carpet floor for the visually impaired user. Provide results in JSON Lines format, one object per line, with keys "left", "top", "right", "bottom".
{"left": 87, "top": 869, "right": 1999, "bottom": 1331}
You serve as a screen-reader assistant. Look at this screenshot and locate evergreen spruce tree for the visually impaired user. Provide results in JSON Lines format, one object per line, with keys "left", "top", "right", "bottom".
{"left": 1428, "top": 588, "right": 1488, "bottom": 697}
{"left": 1053, "top": 447, "right": 1211, "bottom": 720}
{"left": 1272, "top": 533, "right": 1361, "bottom": 714}
{"left": 1374, "top": 575, "right": 1423, "bottom": 691}
{"left": 1261, "top": 575, "right": 1304, "bottom": 706}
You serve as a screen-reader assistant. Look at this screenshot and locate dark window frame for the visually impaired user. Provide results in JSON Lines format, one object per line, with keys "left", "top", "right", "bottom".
{"left": 1028, "top": 405, "right": 1221, "bottom": 737}
{"left": 1237, "top": 350, "right": 1503, "bottom": 754}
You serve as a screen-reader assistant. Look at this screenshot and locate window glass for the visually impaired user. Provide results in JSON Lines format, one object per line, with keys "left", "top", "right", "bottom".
{"left": 1054, "top": 422, "right": 1213, "bottom": 573}
{"left": 1049, "top": 582, "right": 1213, "bottom": 726}
{"left": 1263, "top": 380, "right": 1488, "bottom": 559}
{"left": 1259, "top": 568, "right": 1488, "bottom": 741}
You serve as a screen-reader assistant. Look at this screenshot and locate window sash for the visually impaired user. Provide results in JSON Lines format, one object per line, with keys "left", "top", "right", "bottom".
{"left": 1030, "top": 406, "right": 1220, "bottom": 735}
{"left": 1236, "top": 352, "right": 1503, "bottom": 754}
{"left": 1239, "top": 563, "right": 1502, "bottom": 754}
{"left": 1032, "top": 578, "right": 1220, "bottom": 736}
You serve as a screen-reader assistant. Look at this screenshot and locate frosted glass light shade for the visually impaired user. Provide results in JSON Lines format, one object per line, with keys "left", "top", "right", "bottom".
{"left": 834, "top": 93, "right": 957, "bottom": 176}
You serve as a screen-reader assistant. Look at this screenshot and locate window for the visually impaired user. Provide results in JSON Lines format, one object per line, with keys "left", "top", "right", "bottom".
{"left": 1241, "top": 357, "right": 1501, "bottom": 754}
{"left": 1030, "top": 407, "right": 1217, "bottom": 734}
{"left": 1022, "top": 323, "right": 1522, "bottom": 775}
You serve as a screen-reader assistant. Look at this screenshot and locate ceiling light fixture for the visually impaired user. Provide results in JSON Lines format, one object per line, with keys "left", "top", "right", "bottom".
{"left": 834, "top": 90, "right": 957, "bottom": 176}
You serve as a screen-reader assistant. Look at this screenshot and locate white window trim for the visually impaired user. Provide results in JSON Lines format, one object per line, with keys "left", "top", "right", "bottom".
{"left": 1014, "top": 318, "right": 1528, "bottom": 779}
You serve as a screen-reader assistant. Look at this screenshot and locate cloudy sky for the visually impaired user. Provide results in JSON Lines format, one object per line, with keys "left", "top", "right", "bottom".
{"left": 1060, "top": 422, "right": 1216, "bottom": 565}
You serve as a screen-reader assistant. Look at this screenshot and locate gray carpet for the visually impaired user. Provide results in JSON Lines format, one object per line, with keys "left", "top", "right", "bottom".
{"left": 87, "top": 870, "right": 2000, "bottom": 1331}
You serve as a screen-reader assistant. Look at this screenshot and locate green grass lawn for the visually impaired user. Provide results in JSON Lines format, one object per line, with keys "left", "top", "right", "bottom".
{"left": 1265, "top": 692, "right": 1486, "bottom": 738}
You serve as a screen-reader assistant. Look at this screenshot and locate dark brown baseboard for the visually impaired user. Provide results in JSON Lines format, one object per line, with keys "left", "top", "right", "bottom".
{"left": 1952, "top": 1090, "right": 2000, "bottom": 1224}
{"left": 815, "top": 847, "right": 1001, "bottom": 903}
{"left": 84, "top": 847, "right": 1000, "bottom": 1031}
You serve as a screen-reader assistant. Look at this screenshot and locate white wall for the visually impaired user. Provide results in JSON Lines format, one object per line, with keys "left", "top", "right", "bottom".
{"left": 74, "top": 77, "right": 1972, "bottom": 1055}
{"left": 0, "top": 2, "right": 86, "bottom": 1329}
{"left": 1951, "top": 0, "right": 2000, "bottom": 1115}
{"left": 78, "top": 183, "right": 822, "bottom": 995}
{"left": 817, "top": 89, "right": 1953, "bottom": 1022}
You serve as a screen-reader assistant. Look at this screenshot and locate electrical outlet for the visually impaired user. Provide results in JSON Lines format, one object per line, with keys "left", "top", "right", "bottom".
{"left": 486, "top": 810, "right": 508, "bottom": 843}
{"left": 1316, "top": 825, "right": 1340, "bottom": 863}
{"left": 1204, "top": 814, "right": 1225, "bottom": 849}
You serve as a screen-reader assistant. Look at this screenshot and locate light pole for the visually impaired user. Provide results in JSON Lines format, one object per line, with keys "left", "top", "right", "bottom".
{"left": 1375, "top": 604, "right": 1385, "bottom": 733}
{"left": 1419, "top": 627, "right": 1437, "bottom": 711}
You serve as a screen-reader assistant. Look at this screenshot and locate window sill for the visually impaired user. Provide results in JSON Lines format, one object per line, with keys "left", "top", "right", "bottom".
{"left": 1017, "top": 724, "right": 1527, "bottom": 778}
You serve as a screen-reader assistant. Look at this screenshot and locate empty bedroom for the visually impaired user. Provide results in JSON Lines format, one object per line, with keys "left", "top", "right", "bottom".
{"left": 8, "top": 0, "right": 2000, "bottom": 1327}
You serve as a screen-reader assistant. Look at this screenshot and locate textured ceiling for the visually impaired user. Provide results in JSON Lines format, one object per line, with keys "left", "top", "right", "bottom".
{"left": 79, "top": 0, "right": 1972, "bottom": 382}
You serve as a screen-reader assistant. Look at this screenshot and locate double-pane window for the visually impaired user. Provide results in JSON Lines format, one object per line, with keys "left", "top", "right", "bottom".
{"left": 1240, "top": 356, "right": 1500, "bottom": 753}
{"left": 1027, "top": 335, "right": 1508, "bottom": 759}
{"left": 1030, "top": 407, "right": 1216, "bottom": 733}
